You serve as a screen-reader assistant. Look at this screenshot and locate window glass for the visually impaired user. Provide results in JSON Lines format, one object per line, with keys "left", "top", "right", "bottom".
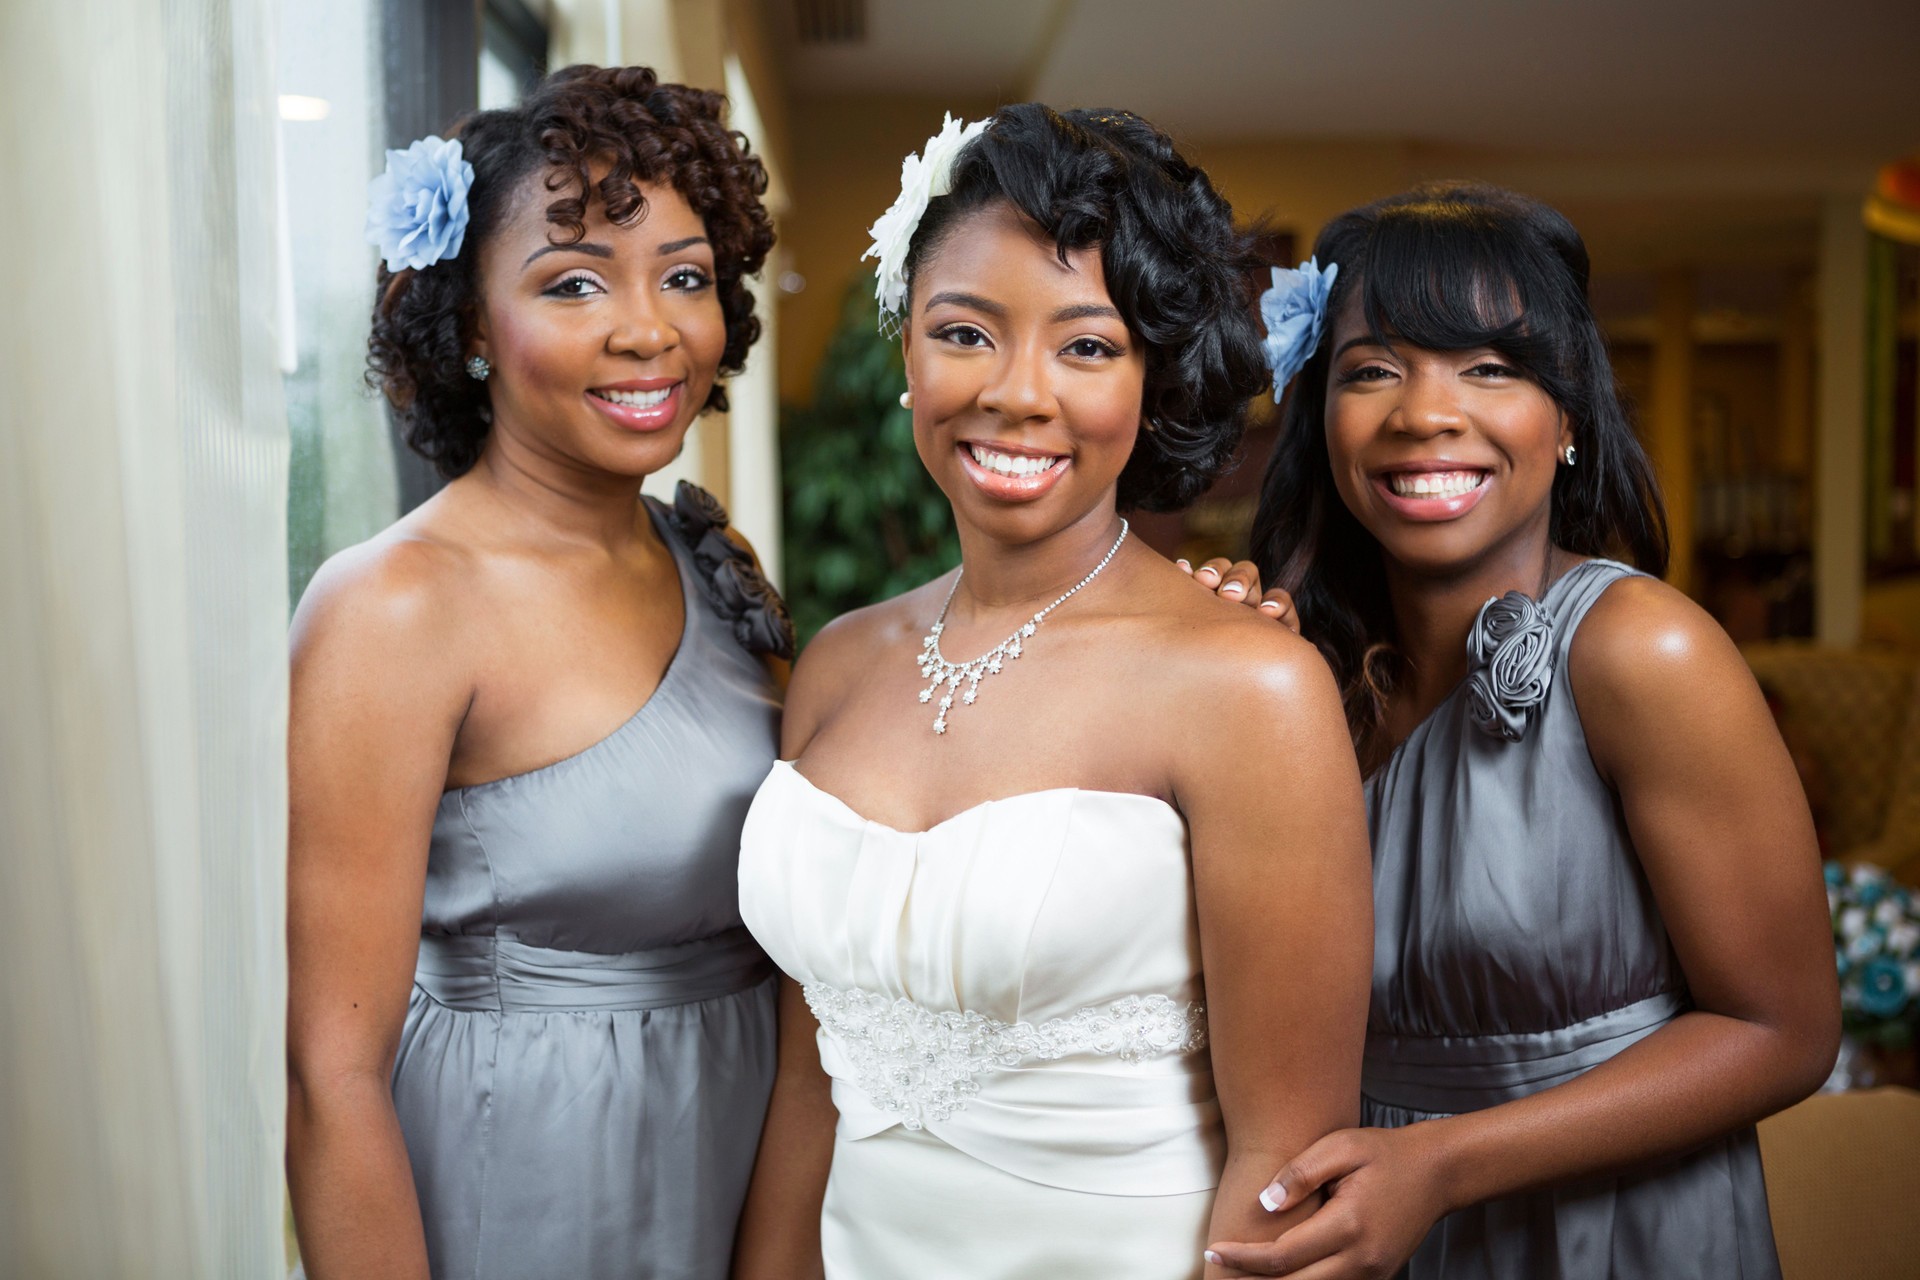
{"left": 279, "top": 0, "right": 395, "bottom": 606}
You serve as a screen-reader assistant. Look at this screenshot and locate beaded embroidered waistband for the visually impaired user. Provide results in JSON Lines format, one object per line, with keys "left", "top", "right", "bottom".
{"left": 804, "top": 983, "right": 1207, "bottom": 1130}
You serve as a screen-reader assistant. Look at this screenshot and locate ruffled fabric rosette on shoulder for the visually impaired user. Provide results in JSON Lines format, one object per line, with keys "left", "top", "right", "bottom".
{"left": 1464, "top": 591, "right": 1555, "bottom": 742}
{"left": 666, "top": 482, "right": 796, "bottom": 661}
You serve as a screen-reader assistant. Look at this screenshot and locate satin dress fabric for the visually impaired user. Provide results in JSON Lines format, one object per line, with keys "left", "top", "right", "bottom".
{"left": 390, "top": 497, "right": 781, "bottom": 1280}
{"left": 739, "top": 761, "right": 1223, "bottom": 1280}
{"left": 1364, "top": 559, "right": 1782, "bottom": 1279}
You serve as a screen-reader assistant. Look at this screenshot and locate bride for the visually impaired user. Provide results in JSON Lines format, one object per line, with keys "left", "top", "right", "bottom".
{"left": 733, "top": 105, "right": 1372, "bottom": 1279}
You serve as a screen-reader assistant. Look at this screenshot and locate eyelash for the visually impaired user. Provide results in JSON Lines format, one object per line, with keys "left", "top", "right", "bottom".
{"left": 927, "top": 325, "right": 1121, "bottom": 359}
{"left": 546, "top": 274, "right": 603, "bottom": 298}
{"left": 543, "top": 266, "right": 713, "bottom": 298}
{"left": 1335, "top": 360, "right": 1520, "bottom": 384}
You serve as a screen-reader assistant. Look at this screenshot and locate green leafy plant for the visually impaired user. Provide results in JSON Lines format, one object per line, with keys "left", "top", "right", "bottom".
{"left": 781, "top": 271, "right": 958, "bottom": 644}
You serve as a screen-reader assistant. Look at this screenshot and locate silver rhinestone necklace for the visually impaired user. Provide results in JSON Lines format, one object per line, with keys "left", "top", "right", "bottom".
{"left": 916, "top": 519, "right": 1129, "bottom": 735}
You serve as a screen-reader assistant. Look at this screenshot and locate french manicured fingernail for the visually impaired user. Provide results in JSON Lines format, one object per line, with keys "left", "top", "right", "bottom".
{"left": 1221, "top": 582, "right": 1245, "bottom": 598}
{"left": 1204, "top": 1250, "right": 1223, "bottom": 1266}
{"left": 1259, "top": 600, "right": 1282, "bottom": 612}
{"left": 1176, "top": 558, "right": 1191, "bottom": 571}
{"left": 1259, "top": 1183, "right": 1285, "bottom": 1212}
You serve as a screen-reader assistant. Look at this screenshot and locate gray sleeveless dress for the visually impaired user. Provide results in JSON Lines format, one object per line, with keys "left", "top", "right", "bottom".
{"left": 1363, "top": 559, "right": 1781, "bottom": 1279}
{"left": 390, "top": 495, "right": 780, "bottom": 1280}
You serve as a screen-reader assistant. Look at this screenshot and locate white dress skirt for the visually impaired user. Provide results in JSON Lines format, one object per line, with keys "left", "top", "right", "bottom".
{"left": 739, "top": 761, "right": 1223, "bottom": 1280}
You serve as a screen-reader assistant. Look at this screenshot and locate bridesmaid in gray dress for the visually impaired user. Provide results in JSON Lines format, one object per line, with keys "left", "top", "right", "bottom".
{"left": 288, "top": 67, "right": 790, "bottom": 1279}
{"left": 1206, "top": 183, "right": 1838, "bottom": 1278}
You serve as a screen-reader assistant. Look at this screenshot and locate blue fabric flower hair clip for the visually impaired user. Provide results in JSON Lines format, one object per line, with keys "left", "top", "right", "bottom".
{"left": 1259, "top": 257, "right": 1339, "bottom": 399}
{"left": 365, "top": 135, "right": 475, "bottom": 272}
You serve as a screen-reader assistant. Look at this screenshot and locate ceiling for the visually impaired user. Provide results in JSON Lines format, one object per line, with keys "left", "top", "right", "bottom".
{"left": 772, "top": 0, "right": 1920, "bottom": 169}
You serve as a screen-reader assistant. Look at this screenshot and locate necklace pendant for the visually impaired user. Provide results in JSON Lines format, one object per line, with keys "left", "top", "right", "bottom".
{"left": 913, "top": 518, "right": 1129, "bottom": 737}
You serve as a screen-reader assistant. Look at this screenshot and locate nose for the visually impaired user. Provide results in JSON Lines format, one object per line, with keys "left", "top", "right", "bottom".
{"left": 607, "top": 289, "right": 679, "bottom": 360}
{"left": 1387, "top": 366, "right": 1466, "bottom": 440}
{"left": 975, "top": 338, "right": 1057, "bottom": 426}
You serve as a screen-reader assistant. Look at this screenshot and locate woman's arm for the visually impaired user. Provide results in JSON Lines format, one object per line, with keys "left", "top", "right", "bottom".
{"left": 1173, "top": 623, "right": 1374, "bottom": 1278}
{"left": 286, "top": 544, "right": 473, "bottom": 1280}
{"left": 731, "top": 978, "right": 838, "bottom": 1280}
{"left": 1209, "top": 578, "right": 1840, "bottom": 1278}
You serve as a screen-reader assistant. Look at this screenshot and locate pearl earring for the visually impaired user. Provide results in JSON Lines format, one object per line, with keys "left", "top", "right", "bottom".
{"left": 899, "top": 390, "right": 913, "bottom": 409}
{"left": 1563, "top": 444, "right": 1576, "bottom": 466}
{"left": 466, "top": 355, "right": 492, "bottom": 382}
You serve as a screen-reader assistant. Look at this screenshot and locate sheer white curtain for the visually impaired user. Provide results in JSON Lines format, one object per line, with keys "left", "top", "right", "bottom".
{"left": 0, "top": 0, "right": 289, "bottom": 1275}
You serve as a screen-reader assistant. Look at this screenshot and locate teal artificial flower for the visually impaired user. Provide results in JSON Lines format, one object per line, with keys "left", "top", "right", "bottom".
{"left": 365, "top": 135, "right": 474, "bottom": 272}
{"left": 1856, "top": 956, "right": 1910, "bottom": 1020}
{"left": 1259, "top": 257, "right": 1339, "bottom": 399}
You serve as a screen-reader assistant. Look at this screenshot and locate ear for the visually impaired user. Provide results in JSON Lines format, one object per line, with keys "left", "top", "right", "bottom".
{"left": 1556, "top": 408, "right": 1573, "bottom": 456}
{"left": 899, "top": 323, "right": 914, "bottom": 394}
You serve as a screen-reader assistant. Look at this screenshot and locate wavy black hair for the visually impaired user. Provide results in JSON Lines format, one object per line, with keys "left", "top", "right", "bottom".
{"left": 900, "top": 105, "right": 1270, "bottom": 512}
{"left": 366, "top": 65, "right": 775, "bottom": 478}
{"left": 1249, "top": 181, "right": 1668, "bottom": 746}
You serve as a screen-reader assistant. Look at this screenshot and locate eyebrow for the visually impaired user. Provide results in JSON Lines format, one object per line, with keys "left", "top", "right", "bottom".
{"left": 1334, "top": 334, "right": 1392, "bottom": 358}
{"left": 924, "top": 290, "right": 1005, "bottom": 316}
{"left": 523, "top": 241, "right": 614, "bottom": 268}
{"left": 922, "top": 292, "right": 1123, "bottom": 325}
{"left": 521, "top": 235, "right": 710, "bottom": 269}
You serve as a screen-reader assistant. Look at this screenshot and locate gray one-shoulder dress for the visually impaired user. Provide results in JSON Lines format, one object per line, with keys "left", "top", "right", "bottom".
{"left": 1363, "top": 558, "right": 1781, "bottom": 1279}
{"left": 390, "top": 494, "right": 780, "bottom": 1280}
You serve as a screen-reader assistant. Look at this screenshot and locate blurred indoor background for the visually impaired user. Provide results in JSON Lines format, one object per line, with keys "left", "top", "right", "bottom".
{"left": 4, "top": 0, "right": 1919, "bottom": 1275}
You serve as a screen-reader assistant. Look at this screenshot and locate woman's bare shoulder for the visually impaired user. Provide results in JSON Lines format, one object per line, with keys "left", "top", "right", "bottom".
{"left": 782, "top": 572, "right": 956, "bottom": 752}
{"left": 288, "top": 510, "right": 489, "bottom": 712}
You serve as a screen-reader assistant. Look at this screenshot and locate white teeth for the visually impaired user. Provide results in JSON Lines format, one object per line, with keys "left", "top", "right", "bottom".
{"left": 968, "top": 444, "right": 1060, "bottom": 478}
{"left": 1389, "top": 471, "right": 1486, "bottom": 499}
{"left": 597, "top": 386, "right": 673, "bottom": 408}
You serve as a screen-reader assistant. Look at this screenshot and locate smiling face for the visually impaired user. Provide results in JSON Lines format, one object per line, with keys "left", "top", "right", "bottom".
{"left": 902, "top": 201, "right": 1147, "bottom": 545}
{"left": 468, "top": 170, "right": 727, "bottom": 479}
{"left": 1323, "top": 291, "right": 1571, "bottom": 577}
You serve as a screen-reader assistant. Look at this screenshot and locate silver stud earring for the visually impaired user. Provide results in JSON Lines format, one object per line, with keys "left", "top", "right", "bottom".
{"left": 1563, "top": 444, "right": 1576, "bottom": 466}
{"left": 466, "top": 355, "right": 492, "bottom": 382}
{"left": 899, "top": 389, "right": 913, "bottom": 409}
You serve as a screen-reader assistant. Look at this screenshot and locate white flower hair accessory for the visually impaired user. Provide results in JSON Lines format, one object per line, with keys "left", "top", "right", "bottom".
{"left": 862, "top": 113, "right": 990, "bottom": 330}
{"left": 365, "top": 135, "right": 475, "bottom": 273}
{"left": 1259, "top": 256, "right": 1339, "bottom": 399}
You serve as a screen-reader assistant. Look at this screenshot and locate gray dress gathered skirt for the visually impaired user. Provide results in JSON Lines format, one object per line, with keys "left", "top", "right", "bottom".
{"left": 1363, "top": 559, "right": 1781, "bottom": 1279}
{"left": 391, "top": 495, "right": 781, "bottom": 1280}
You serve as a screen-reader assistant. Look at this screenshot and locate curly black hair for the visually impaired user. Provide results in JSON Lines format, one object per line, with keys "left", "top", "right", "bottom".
{"left": 366, "top": 64, "right": 775, "bottom": 478}
{"left": 900, "top": 105, "right": 1269, "bottom": 512}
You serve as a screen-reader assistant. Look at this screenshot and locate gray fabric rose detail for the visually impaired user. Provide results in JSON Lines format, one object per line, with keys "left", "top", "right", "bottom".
{"left": 1464, "top": 591, "right": 1554, "bottom": 742}
{"left": 668, "top": 481, "right": 796, "bottom": 661}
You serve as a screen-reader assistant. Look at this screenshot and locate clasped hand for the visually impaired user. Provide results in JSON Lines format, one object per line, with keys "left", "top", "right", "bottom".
{"left": 1205, "top": 1123, "right": 1453, "bottom": 1279}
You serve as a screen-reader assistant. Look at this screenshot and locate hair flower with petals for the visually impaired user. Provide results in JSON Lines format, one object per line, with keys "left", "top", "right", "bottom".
{"left": 1259, "top": 257, "right": 1339, "bottom": 398}
{"left": 365, "top": 135, "right": 475, "bottom": 272}
{"left": 863, "top": 113, "right": 990, "bottom": 329}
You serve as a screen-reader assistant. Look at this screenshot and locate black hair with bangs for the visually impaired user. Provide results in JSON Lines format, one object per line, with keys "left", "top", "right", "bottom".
{"left": 1248, "top": 181, "right": 1668, "bottom": 747}
{"left": 899, "top": 104, "right": 1270, "bottom": 512}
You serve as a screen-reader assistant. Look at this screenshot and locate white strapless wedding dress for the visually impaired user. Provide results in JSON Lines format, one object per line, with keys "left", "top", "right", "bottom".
{"left": 738, "top": 760, "right": 1221, "bottom": 1279}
